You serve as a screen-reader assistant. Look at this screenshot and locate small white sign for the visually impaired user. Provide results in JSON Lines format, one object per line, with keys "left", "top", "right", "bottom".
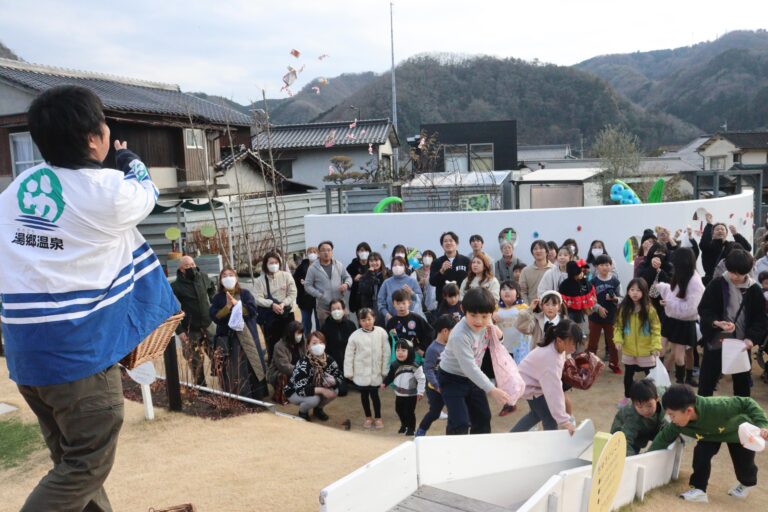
{"left": 126, "top": 361, "right": 157, "bottom": 385}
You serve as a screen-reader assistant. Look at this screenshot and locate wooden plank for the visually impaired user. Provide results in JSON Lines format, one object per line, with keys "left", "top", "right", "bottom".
{"left": 415, "top": 486, "right": 512, "bottom": 512}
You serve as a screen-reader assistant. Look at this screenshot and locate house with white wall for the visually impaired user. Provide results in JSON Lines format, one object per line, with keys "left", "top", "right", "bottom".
{"left": 697, "top": 131, "right": 768, "bottom": 170}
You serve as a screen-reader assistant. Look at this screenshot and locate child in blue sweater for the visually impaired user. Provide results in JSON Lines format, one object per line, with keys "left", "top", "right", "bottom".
{"left": 415, "top": 314, "right": 458, "bottom": 436}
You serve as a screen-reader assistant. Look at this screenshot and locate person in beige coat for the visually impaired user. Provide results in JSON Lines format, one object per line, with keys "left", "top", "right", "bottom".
{"left": 344, "top": 308, "right": 391, "bottom": 428}
{"left": 254, "top": 251, "right": 298, "bottom": 358}
{"left": 519, "top": 240, "right": 554, "bottom": 304}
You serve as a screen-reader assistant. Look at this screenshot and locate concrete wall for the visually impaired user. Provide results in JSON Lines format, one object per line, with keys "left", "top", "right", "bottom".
{"left": 0, "top": 82, "right": 34, "bottom": 115}
{"left": 291, "top": 148, "right": 373, "bottom": 189}
{"left": 742, "top": 150, "right": 768, "bottom": 165}
{"left": 700, "top": 139, "right": 736, "bottom": 170}
{"left": 217, "top": 161, "right": 273, "bottom": 196}
{"left": 305, "top": 192, "right": 754, "bottom": 291}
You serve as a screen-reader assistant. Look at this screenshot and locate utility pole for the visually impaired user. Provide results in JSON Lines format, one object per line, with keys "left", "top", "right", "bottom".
{"left": 390, "top": 1, "right": 399, "bottom": 180}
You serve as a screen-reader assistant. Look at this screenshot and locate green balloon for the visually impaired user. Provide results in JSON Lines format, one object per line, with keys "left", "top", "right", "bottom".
{"left": 165, "top": 227, "right": 181, "bottom": 241}
{"left": 200, "top": 224, "right": 217, "bottom": 238}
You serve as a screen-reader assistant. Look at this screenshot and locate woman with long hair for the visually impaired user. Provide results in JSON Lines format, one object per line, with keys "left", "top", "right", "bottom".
{"left": 459, "top": 252, "right": 500, "bottom": 301}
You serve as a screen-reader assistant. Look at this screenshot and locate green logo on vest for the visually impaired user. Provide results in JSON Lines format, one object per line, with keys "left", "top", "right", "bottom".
{"left": 17, "top": 168, "right": 65, "bottom": 223}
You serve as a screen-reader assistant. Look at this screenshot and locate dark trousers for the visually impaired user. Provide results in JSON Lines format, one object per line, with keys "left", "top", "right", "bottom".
{"left": 510, "top": 394, "right": 559, "bottom": 432}
{"left": 690, "top": 440, "right": 757, "bottom": 491}
{"left": 300, "top": 307, "right": 319, "bottom": 338}
{"left": 17, "top": 365, "right": 125, "bottom": 512}
{"left": 623, "top": 364, "right": 652, "bottom": 398}
{"left": 418, "top": 387, "right": 445, "bottom": 432}
{"left": 359, "top": 386, "right": 382, "bottom": 418}
{"left": 265, "top": 315, "right": 293, "bottom": 361}
{"left": 698, "top": 347, "right": 751, "bottom": 397}
{"left": 438, "top": 369, "right": 491, "bottom": 435}
{"left": 587, "top": 320, "right": 619, "bottom": 367}
{"left": 395, "top": 395, "right": 418, "bottom": 431}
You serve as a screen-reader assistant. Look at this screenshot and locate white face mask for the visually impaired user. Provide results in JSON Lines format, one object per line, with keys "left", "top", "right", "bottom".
{"left": 392, "top": 265, "right": 405, "bottom": 276}
{"left": 294, "top": 334, "right": 303, "bottom": 343}
{"left": 307, "top": 253, "right": 318, "bottom": 262}
{"left": 267, "top": 263, "right": 280, "bottom": 273}
{"left": 591, "top": 248, "right": 603, "bottom": 257}
{"left": 310, "top": 343, "right": 326, "bottom": 356}
{"left": 422, "top": 256, "right": 433, "bottom": 266}
{"left": 221, "top": 276, "right": 237, "bottom": 289}
{"left": 395, "top": 252, "right": 406, "bottom": 259}
{"left": 358, "top": 251, "right": 370, "bottom": 260}
{"left": 331, "top": 309, "right": 345, "bottom": 321}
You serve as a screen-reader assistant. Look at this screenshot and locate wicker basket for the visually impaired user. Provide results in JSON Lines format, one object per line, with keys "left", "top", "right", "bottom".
{"left": 121, "top": 312, "right": 185, "bottom": 370}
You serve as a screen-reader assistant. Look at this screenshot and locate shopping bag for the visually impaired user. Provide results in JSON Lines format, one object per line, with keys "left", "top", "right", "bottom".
{"left": 738, "top": 422, "right": 766, "bottom": 452}
{"left": 722, "top": 338, "right": 751, "bottom": 375}
{"left": 562, "top": 352, "right": 604, "bottom": 390}
{"left": 648, "top": 357, "right": 671, "bottom": 387}
{"left": 228, "top": 300, "right": 245, "bottom": 332}
{"left": 487, "top": 326, "right": 525, "bottom": 405}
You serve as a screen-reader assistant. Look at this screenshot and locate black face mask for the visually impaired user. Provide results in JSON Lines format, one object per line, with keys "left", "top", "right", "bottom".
{"left": 183, "top": 268, "right": 195, "bottom": 280}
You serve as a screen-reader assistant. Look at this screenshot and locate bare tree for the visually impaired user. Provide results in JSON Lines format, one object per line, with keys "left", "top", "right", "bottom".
{"left": 592, "top": 125, "right": 642, "bottom": 202}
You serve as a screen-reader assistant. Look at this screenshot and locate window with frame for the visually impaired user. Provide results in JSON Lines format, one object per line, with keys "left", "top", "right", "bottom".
{"left": 470, "top": 143, "right": 494, "bottom": 171}
{"left": 184, "top": 128, "right": 204, "bottom": 149}
{"left": 444, "top": 144, "right": 468, "bottom": 172}
{"left": 733, "top": 153, "right": 741, "bottom": 164}
{"left": 10, "top": 132, "right": 44, "bottom": 177}
{"left": 709, "top": 156, "right": 726, "bottom": 170}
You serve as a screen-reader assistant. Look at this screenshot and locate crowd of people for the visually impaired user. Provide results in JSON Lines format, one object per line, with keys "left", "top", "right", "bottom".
{"left": 171, "top": 220, "right": 768, "bottom": 504}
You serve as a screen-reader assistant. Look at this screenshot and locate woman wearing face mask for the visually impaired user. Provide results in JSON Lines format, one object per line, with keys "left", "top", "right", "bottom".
{"left": 293, "top": 247, "right": 319, "bottom": 337}
{"left": 378, "top": 255, "right": 424, "bottom": 321}
{"left": 321, "top": 299, "right": 357, "bottom": 378}
{"left": 585, "top": 240, "right": 613, "bottom": 278}
{"left": 700, "top": 212, "right": 751, "bottom": 285}
{"left": 210, "top": 267, "right": 267, "bottom": 398}
{"left": 358, "top": 252, "right": 390, "bottom": 325}
{"left": 254, "top": 251, "right": 298, "bottom": 360}
{"left": 391, "top": 244, "right": 412, "bottom": 275}
{"left": 347, "top": 242, "right": 372, "bottom": 314}
{"left": 285, "top": 331, "right": 342, "bottom": 422}
{"left": 416, "top": 250, "right": 438, "bottom": 323}
{"left": 267, "top": 321, "right": 306, "bottom": 405}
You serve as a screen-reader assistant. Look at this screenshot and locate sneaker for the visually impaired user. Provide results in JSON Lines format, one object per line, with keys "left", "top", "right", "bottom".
{"left": 374, "top": 418, "right": 384, "bottom": 429}
{"left": 499, "top": 404, "right": 517, "bottom": 416}
{"left": 617, "top": 397, "right": 630, "bottom": 408}
{"left": 728, "top": 483, "right": 754, "bottom": 499}
{"left": 415, "top": 428, "right": 427, "bottom": 437}
{"left": 363, "top": 418, "right": 373, "bottom": 429}
{"left": 398, "top": 425, "right": 407, "bottom": 434}
{"left": 608, "top": 364, "right": 623, "bottom": 375}
{"left": 439, "top": 411, "right": 448, "bottom": 420}
{"left": 679, "top": 488, "right": 709, "bottom": 502}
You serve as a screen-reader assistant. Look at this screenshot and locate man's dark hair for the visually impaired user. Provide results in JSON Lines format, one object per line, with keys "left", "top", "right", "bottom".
{"left": 661, "top": 384, "right": 697, "bottom": 412}
{"left": 629, "top": 379, "right": 659, "bottom": 403}
{"left": 434, "top": 314, "right": 457, "bottom": 333}
{"left": 442, "top": 283, "right": 460, "bottom": 297}
{"left": 724, "top": 249, "right": 753, "bottom": 275}
{"left": 318, "top": 240, "right": 334, "bottom": 250}
{"left": 530, "top": 240, "right": 548, "bottom": 254}
{"left": 28, "top": 85, "right": 106, "bottom": 167}
{"left": 512, "top": 262, "right": 526, "bottom": 272}
{"left": 595, "top": 254, "right": 613, "bottom": 266}
{"left": 392, "top": 288, "right": 412, "bottom": 303}
{"left": 461, "top": 287, "right": 496, "bottom": 314}
{"left": 469, "top": 234, "right": 484, "bottom": 243}
{"left": 440, "top": 231, "right": 459, "bottom": 245}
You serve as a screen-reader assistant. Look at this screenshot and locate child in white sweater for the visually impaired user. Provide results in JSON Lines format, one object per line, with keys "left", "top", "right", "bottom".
{"left": 381, "top": 340, "right": 426, "bottom": 435}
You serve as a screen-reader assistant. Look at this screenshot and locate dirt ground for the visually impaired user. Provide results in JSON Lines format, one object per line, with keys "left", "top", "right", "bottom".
{"left": 2, "top": 350, "right": 768, "bottom": 512}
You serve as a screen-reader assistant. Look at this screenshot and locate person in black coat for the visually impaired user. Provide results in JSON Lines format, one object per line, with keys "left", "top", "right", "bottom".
{"left": 293, "top": 248, "right": 319, "bottom": 337}
{"left": 346, "top": 242, "right": 371, "bottom": 314}
{"left": 357, "top": 252, "right": 389, "bottom": 325}
{"left": 429, "top": 231, "right": 471, "bottom": 306}
{"left": 321, "top": 298, "right": 357, "bottom": 378}
{"left": 700, "top": 213, "right": 751, "bottom": 284}
{"left": 697, "top": 249, "right": 767, "bottom": 398}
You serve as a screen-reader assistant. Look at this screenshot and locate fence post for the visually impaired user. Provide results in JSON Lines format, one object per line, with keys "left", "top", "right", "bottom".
{"left": 163, "top": 337, "right": 183, "bottom": 411}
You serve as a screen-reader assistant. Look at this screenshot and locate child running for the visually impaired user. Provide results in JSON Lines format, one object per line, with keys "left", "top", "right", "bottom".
{"left": 416, "top": 314, "right": 457, "bottom": 436}
{"left": 511, "top": 319, "right": 583, "bottom": 434}
{"left": 438, "top": 288, "right": 512, "bottom": 435}
{"left": 381, "top": 340, "right": 426, "bottom": 435}
{"left": 650, "top": 384, "right": 768, "bottom": 503}
{"left": 344, "top": 308, "right": 391, "bottom": 428}
{"left": 614, "top": 278, "right": 662, "bottom": 407}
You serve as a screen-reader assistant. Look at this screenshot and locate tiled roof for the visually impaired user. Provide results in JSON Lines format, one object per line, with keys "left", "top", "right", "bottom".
{"left": 0, "top": 58, "right": 251, "bottom": 126}
{"left": 698, "top": 131, "right": 768, "bottom": 152}
{"left": 252, "top": 118, "right": 398, "bottom": 151}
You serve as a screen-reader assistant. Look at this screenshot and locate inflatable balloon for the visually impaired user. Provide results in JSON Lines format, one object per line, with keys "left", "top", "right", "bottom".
{"left": 373, "top": 196, "right": 403, "bottom": 213}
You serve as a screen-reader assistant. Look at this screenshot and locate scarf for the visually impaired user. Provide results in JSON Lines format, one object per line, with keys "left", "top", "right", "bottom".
{"left": 308, "top": 351, "right": 328, "bottom": 387}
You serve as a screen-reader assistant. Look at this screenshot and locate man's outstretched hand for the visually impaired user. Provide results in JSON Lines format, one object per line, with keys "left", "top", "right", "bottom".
{"left": 114, "top": 140, "right": 128, "bottom": 151}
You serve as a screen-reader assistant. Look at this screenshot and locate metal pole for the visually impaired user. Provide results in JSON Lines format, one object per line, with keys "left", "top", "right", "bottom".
{"left": 163, "top": 338, "right": 183, "bottom": 411}
{"left": 390, "top": 1, "right": 399, "bottom": 179}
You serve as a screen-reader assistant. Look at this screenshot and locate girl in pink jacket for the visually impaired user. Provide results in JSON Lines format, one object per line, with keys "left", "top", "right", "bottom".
{"left": 510, "top": 319, "right": 583, "bottom": 435}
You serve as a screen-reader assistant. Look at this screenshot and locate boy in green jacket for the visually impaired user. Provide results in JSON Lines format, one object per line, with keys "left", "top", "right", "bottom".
{"left": 611, "top": 379, "right": 667, "bottom": 456}
{"left": 650, "top": 384, "right": 768, "bottom": 503}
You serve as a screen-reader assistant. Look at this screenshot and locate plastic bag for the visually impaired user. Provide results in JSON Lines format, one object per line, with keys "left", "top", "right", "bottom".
{"left": 562, "top": 352, "right": 605, "bottom": 390}
{"left": 487, "top": 326, "right": 525, "bottom": 405}
{"left": 738, "top": 422, "right": 766, "bottom": 452}
{"left": 228, "top": 300, "right": 245, "bottom": 332}
{"left": 648, "top": 357, "right": 671, "bottom": 387}
{"left": 722, "top": 338, "right": 751, "bottom": 375}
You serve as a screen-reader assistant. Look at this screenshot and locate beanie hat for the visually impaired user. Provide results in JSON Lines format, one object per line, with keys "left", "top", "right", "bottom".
{"left": 641, "top": 229, "right": 657, "bottom": 245}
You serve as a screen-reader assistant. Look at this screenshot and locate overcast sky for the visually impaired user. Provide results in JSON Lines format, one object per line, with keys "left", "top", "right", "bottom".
{"left": 1, "top": 0, "right": 765, "bottom": 104}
